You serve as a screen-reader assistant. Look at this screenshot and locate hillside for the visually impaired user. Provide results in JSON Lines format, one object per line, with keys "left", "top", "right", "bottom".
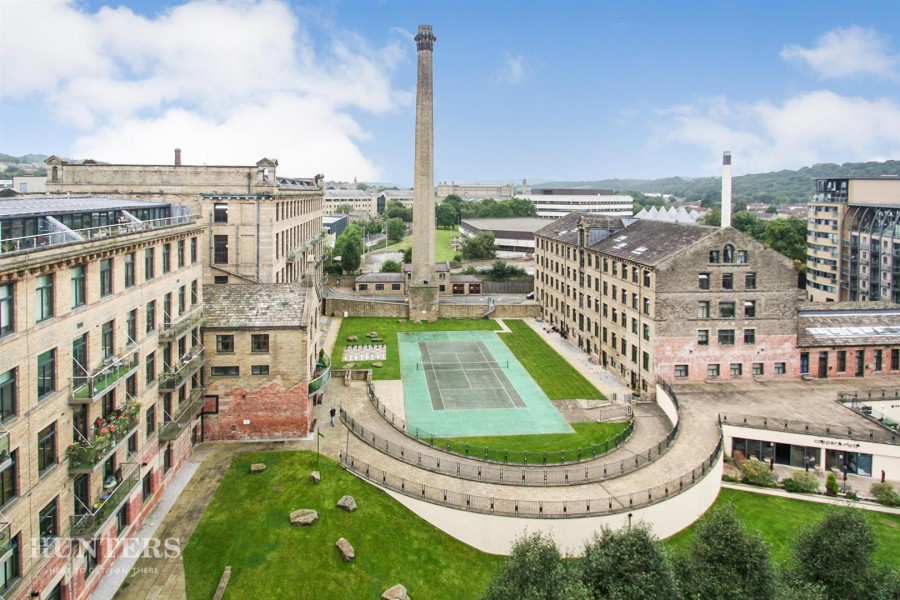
{"left": 1, "top": 153, "right": 52, "bottom": 177}
{"left": 538, "top": 160, "right": 900, "bottom": 206}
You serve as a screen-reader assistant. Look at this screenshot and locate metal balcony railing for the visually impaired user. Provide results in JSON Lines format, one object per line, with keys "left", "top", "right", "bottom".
{"left": 159, "top": 387, "right": 206, "bottom": 442}
{"left": 158, "top": 345, "right": 205, "bottom": 392}
{"left": 0, "top": 522, "right": 10, "bottom": 563}
{"left": 159, "top": 304, "right": 203, "bottom": 341}
{"left": 67, "top": 406, "right": 139, "bottom": 474}
{"left": 71, "top": 346, "right": 140, "bottom": 404}
{"left": 0, "top": 430, "right": 9, "bottom": 472}
{"left": 70, "top": 462, "right": 140, "bottom": 539}
{"left": 308, "top": 355, "right": 331, "bottom": 395}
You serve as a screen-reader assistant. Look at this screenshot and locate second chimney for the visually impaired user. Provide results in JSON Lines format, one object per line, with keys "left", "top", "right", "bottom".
{"left": 721, "top": 151, "right": 732, "bottom": 228}
{"left": 174, "top": 148, "right": 182, "bottom": 166}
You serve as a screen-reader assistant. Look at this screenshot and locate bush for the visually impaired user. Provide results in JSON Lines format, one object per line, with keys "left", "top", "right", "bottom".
{"left": 741, "top": 459, "right": 775, "bottom": 487}
{"left": 845, "top": 490, "right": 859, "bottom": 501}
{"left": 870, "top": 482, "right": 900, "bottom": 507}
{"left": 448, "top": 259, "right": 461, "bottom": 269}
{"left": 722, "top": 474, "right": 739, "bottom": 483}
{"left": 782, "top": 471, "right": 819, "bottom": 494}
{"left": 824, "top": 472, "right": 839, "bottom": 496}
{"left": 453, "top": 253, "right": 462, "bottom": 262}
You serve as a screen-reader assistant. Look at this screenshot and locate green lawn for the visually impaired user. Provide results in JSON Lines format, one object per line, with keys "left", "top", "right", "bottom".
{"left": 665, "top": 488, "right": 900, "bottom": 566}
{"left": 435, "top": 421, "right": 630, "bottom": 464}
{"left": 183, "top": 451, "right": 502, "bottom": 600}
{"left": 498, "top": 320, "right": 605, "bottom": 400}
{"left": 372, "top": 227, "right": 459, "bottom": 262}
{"left": 331, "top": 317, "right": 500, "bottom": 380}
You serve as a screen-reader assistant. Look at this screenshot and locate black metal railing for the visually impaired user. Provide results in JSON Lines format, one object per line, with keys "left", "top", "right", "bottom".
{"left": 718, "top": 412, "right": 898, "bottom": 445}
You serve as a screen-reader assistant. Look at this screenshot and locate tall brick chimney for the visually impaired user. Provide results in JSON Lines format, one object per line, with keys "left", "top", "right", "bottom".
{"left": 174, "top": 148, "right": 182, "bottom": 166}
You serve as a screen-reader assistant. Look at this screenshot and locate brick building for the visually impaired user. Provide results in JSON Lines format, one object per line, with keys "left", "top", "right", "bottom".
{"left": 0, "top": 198, "right": 204, "bottom": 599}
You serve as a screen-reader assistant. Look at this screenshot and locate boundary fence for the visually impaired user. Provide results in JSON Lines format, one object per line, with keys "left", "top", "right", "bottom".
{"left": 718, "top": 412, "right": 899, "bottom": 445}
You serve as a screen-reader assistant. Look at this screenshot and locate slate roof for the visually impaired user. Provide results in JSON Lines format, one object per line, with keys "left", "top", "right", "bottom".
{"left": 355, "top": 273, "right": 404, "bottom": 283}
{"left": 202, "top": 284, "right": 307, "bottom": 328}
{"left": 797, "top": 302, "right": 900, "bottom": 347}
{"left": 590, "top": 219, "right": 717, "bottom": 266}
{"left": 402, "top": 263, "right": 450, "bottom": 273}
{"left": 534, "top": 212, "right": 624, "bottom": 245}
{"left": 450, "top": 275, "right": 482, "bottom": 283}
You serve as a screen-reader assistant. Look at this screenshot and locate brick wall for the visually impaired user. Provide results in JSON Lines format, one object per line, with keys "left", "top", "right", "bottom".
{"left": 202, "top": 381, "right": 311, "bottom": 440}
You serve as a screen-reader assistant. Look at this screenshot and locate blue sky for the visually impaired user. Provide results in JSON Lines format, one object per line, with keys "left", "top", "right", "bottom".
{"left": 2, "top": 1, "right": 899, "bottom": 186}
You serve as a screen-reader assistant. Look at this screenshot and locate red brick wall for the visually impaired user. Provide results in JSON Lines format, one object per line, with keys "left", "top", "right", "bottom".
{"left": 202, "top": 381, "right": 311, "bottom": 440}
{"left": 655, "top": 334, "right": 799, "bottom": 382}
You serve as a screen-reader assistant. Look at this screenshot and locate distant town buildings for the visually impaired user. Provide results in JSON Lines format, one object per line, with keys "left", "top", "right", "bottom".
{"left": 458, "top": 217, "right": 547, "bottom": 256}
{"left": 436, "top": 181, "right": 515, "bottom": 199}
{"left": 633, "top": 206, "right": 701, "bottom": 224}
{"left": 519, "top": 189, "right": 633, "bottom": 219}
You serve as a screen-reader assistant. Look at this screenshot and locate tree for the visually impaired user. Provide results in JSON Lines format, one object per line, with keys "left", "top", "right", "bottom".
{"left": 384, "top": 200, "right": 412, "bottom": 222}
{"left": 335, "top": 203, "right": 353, "bottom": 214}
{"left": 732, "top": 211, "right": 765, "bottom": 239}
{"left": 380, "top": 260, "right": 401, "bottom": 273}
{"left": 699, "top": 207, "right": 721, "bottom": 226}
{"left": 676, "top": 504, "right": 775, "bottom": 599}
{"left": 460, "top": 231, "right": 497, "bottom": 260}
{"left": 793, "top": 507, "right": 876, "bottom": 600}
{"left": 580, "top": 524, "right": 678, "bottom": 600}
{"left": 482, "top": 531, "right": 590, "bottom": 600}
{"left": 487, "top": 260, "right": 526, "bottom": 280}
{"left": 332, "top": 223, "right": 364, "bottom": 273}
{"left": 763, "top": 217, "right": 807, "bottom": 263}
{"left": 385, "top": 217, "right": 407, "bottom": 243}
{"left": 436, "top": 202, "right": 459, "bottom": 229}
{"left": 402, "top": 247, "right": 412, "bottom": 264}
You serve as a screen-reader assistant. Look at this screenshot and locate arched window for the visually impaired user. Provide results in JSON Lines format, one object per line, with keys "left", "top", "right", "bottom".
{"left": 723, "top": 244, "right": 734, "bottom": 263}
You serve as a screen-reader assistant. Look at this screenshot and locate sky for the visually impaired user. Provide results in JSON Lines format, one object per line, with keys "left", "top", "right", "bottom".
{"left": 2, "top": 1, "right": 900, "bottom": 187}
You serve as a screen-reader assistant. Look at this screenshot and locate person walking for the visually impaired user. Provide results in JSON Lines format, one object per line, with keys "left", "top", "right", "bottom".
{"left": 330, "top": 406, "right": 336, "bottom": 427}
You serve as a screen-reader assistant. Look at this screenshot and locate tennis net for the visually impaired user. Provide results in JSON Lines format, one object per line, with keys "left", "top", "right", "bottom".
{"left": 416, "top": 361, "right": 509, "bottom": 371}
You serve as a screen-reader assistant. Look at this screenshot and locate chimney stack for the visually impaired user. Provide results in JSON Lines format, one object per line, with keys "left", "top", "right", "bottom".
{"left": 721, "top": 151, "right": 732, "bottom": 228}
{"left": 174, "top": 148, "right": 182, "bottom": 166}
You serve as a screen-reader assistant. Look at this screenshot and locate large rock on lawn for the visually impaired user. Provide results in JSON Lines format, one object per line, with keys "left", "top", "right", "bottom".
{"left": 382, "top": 584, "right": 409, "bottom": 600}
{"left": 372, "top": 362, "right": 383, "bottom": 368}
{"left": 309, "top": 471, "right": 321, "bottom": 484}
{"left": 335, "top": 537, "right": 355, "bottom": 561}
{"left": 336, "top": 495, "right": 357, "bottom": 512}
{"left": 289, "top": 509, "right": 318, "bottom": 526}
{"left": 346, "top": 335, "right": 358, "bottom": 342}
{"left": 249, "top": 463, "right": 266, "bottom": 474}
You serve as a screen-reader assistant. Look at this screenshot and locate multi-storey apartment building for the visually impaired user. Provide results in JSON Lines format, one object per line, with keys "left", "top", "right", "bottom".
{"left": 0, "top": 198, "right": 204, "bottom": 599}
{"left": 805, "top": 177, "right": 900, "bottom": 303}
{"left": 323, "top": 190, "right": 376, "bottom": 216}
{"left": 534, "top": 212, "right": 800, "bottom": 394}
{"left": 519, "top": 189, "right": 633, "bottom": 219}
{"left": 436, "top": 182, "right": 515, "bottom": 199}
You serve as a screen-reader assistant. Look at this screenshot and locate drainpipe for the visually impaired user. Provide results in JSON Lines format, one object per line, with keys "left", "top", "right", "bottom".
{"left": 256, "top": 197, "right": 261, "bottom": 283}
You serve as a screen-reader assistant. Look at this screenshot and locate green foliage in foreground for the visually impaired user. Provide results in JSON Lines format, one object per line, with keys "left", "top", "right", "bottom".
{"left": 183, "top": 452, "right": 502, "bottom": 600}
{"left": 498, "top": 320, "right": 605, "bottom": 400}
{"left": 581, "top": 525, "right": 678, "bottom": 600}
{"left": 482, "top": 532, "right": 591, "bottom": 600}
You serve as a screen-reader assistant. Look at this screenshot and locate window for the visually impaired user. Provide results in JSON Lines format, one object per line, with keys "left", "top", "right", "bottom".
{"left": 146, "top": 300, "right": 156, "bottom": 333}
{"left": 730, "top": 363, "right": 743, "bottom": 377}
{"left": 744, "top": 300, "right": 756, "bottom": 318}
{"left": 38, "top": 499, "right": 58, "bottom": 552}
{"left": 190, "top": 238, "right": 198, "bottom": 263}
{"left": 737, "top": 250, "right": 748, "bottom": 264}
{"left": 37, "top": 349, "right": 56, "bottom": 399}
{"left": 709, "top": 250, "right": 720, "bottom": 264}
{"left": 211, "top": 366, "right": 240, "bottom": 376}
{"left": 0, "top": 533, "right": 19, "bottom": 592}
{"left": 0, "top": 369, "right": 15, "bottom": 422}
{"left": 71, "top": 265, "right": 86, "bottom": 308}
{"left": 0, "top": 450, "right": 16, "bottom": 507}
{"left": 643, "top": 270, "right": 651, "bottom": 287}
{"left": 177, "top": 240, "right": 185, "bottom": 268}
{"left": 745, "top": 272, "right": 756, "bottom": 290}
{"left": 723, "top": 244, "right": 734, "bottom": 263}
{"left": 719, "top": 302, "right": 735, "bottom": 318}
{"left": 83, "top": 540, "right": 98, "bottom": 580}
{"left": 675, "top": 365, "right": 688, "bottom": 378}
{"left": 699, "top": 273, "right": 710, "bottom": 290}
{"left": 145, "top": 351, "right": 155, "bottom": 385}
{"left": 146, "top": 404, "right": 156, "bottom": 437}
{"left": 892, "top": 349, "right": 899, "bottom": 371}
{"left": 144, "top": 248, "right": 155, "bottom": 279}
{"left": 214, "top": 203, "right": 228, "bottom": 223}
{"left": 213, "top": 235, "right": 229, "bottom": 264}
{"left": 251, "top": 365, "right": 270, "bottom": 375}
{"left": 642, "top": 298, "right": 650, "bottom": 315}
{"left": 698, "top": 301, "right": 710, "bottom": 319}
{"left": 124, "top": 253, "right": 135, "bottom": 288}
{"left": 391, "top": 283, "right": 401, "bottom": 291}
{"left": 142, "top": 472, "right": 153, "bottom": 501}
{"left": 718, "top": 330, "right": 735, "bottom": 345}
{"left": 116, "top": 504, "right": 129, "bottom": 536}
{"left": 744, "top": 329, "right": 756, "bottom": 345}
{"left": 0, "top": 284, "right": 13, "bottom": 336}
{"left": 707, "top": 364, "right": 720, "bottom": 377}
{"left": 36, "top": 274, "right": 54, "bottom": 322}
{"left": 126, "top": 309, "right": 137, "bottom": 344}
{"left": 837, "top": 350, "right": 847, "bottom": 373}
{"left": 251, "top": 334, "right": 270, "bottom": 353}
{"left": 37, "top": 423, "right": 56, "bottom": 474}
{"left": 216, "top": 335, "right": 234, "bottom": 353}
{"left": 642, "top": 351, "right": 650, "bottom": 370}
{"left": 722, "top": 273, "right": 733, "bottom": 290}
{"left": 874, "top": 349, "right": 883, "bottom": 371}
{"left": 162, "top": 244, "right": 171, "bottom": 274}
{"left": 643, "top": 324, "right": 650, "bottom": 341}
{"left": 698, "top": 330, "right": 709, "bottom": 345}
{"left": 101, "top": 320, "right": 115, "bottom": 359}
{"left": 191, "top": 280, "right": 199, "bottom": 305}
{"left": 774, "top": 362, "right": 786, "bottom": 375}
{"left": 100, "top": 258, "right": 113, "bottom": 297}
{"left": 752, "top": 362, "right": 764, "bottom": 375}
{"left": 375, "top": 284, "right": 385, "bottom": 291}
{"left": 214, "top": 276, "right": 228, "bottom": 285}
{"left": 358, "top": 284, "right": 368, "bottom": 291}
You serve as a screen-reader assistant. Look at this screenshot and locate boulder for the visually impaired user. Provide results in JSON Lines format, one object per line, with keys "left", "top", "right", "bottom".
{"left": 382, "top": 584, "right": 409, "bottom": 600}
{"left": 372, "top": 362, "right": 383, "bottom": 368}
{"left": 335, "top": 537, "right": 355, "bottom": 562}
{"left": 249, "top": 463, "right": 266, "bottom": 474}
{"left": 346, "top": 335, "right": 358, "bottom": 342}
{"left": 289, "top": 509, "right": 318, "bottom": 526}
{"left": 309, "top": 471, "right": 321, "bottom": 484}
{"left": 336, "top": 495, "right": 357, "bottom": 512}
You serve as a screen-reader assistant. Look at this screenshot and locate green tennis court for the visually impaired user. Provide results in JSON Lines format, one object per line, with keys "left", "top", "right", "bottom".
{"left": 399, "top": 331, "right": 573, "bottom": 437}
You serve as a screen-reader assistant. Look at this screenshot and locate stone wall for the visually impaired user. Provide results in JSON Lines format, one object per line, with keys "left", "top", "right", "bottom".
{"left": 325, "top": 297, "right": 540, "bottom": 319}
{"left": 326, "top": 297, "right": 409, "bottom": 318}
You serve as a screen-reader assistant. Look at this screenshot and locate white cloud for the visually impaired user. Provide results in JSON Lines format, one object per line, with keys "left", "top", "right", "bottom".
{"left": 492, "top": 54, "right": 532, "bottom": 86}
{"left": 0, "top": 0, "right": 412, "bottom": 179}
{"left": 657, "top": 91, "right": 900, "bottom": 174}
{"left": 781, "top": 26, "right": 898, "bottom": 79}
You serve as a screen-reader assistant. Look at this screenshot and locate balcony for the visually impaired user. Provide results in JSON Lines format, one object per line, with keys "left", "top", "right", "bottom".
{"left": 0, "top": 430, "right": 9, "bottom": 472}
{"left": 71, "top": 347, "right": 140, "bottom": 404}
{"left": 158, "top": 345, "right": 205, "bottom": 392}
{"left": 159, "top": 304, "right": 203, "bottom": 342}
{"left": 0, "top": 522, "right": 10, "bottom": 564}
{"left": 159, "top": 386, "right": 206, "bottom": 442}
{"left": 66, "top": 405, "right": 140, "bottom": 474}
{"left": 309, "top": 354, "right": 331, "bottom": 396}
{"left": 70, "top": 462, "right": 140, "bottom": 539}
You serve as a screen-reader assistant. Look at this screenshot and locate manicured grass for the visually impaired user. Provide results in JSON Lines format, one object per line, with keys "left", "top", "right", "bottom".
{"left": 332, "top": 317, "right": 500, "bottom": 380}
{"left": 435, "top": 421, "right": 630, "bottom": 464}
{"left": 665, "top": 487, "right": 900, "bottom": 566}
{"left": 183, "top": 451, "right": 502, "bottom": 600}
{"left": 372, "top": 227, "right": 459, "bottom": 262}
{"left": 498, "top": 320, "right": 605, "bottom": 400}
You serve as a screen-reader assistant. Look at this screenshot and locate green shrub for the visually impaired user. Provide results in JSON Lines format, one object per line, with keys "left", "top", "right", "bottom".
{"left": 453, "top": 253, "right": 462, "bottom": 262}
{"left": 741, "top": 459, "right": 775, "bottom": 487}
{"left": 782, "top": 471, "right": 820, "bottom": 494}
{"left": 845, "top": 490, "right": 859, "bottom": 501}
{"left": 722, "top": 474, "right": 740, "bottom": 483}
{"left": 870, "top": 482, "right": 900, "bottom": 507}
{"left": 723, "top": 453, "right": 732, "bottom": 463}
{"left": 448, "top": 259, "right": 461, "bottom": 268}
{"left": 825, "top": 472, "right": 840, "bottom": 496}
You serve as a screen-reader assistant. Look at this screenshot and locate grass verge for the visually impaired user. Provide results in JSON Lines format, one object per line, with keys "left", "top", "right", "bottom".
{"left": 183, "top": 451, "right": 502, "bottom": 600}
{"left": 371, "top": 228, "right": 459, "bottom": 262}
{"left": 498, "top": 320, "right": 605, "bottom": 400}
